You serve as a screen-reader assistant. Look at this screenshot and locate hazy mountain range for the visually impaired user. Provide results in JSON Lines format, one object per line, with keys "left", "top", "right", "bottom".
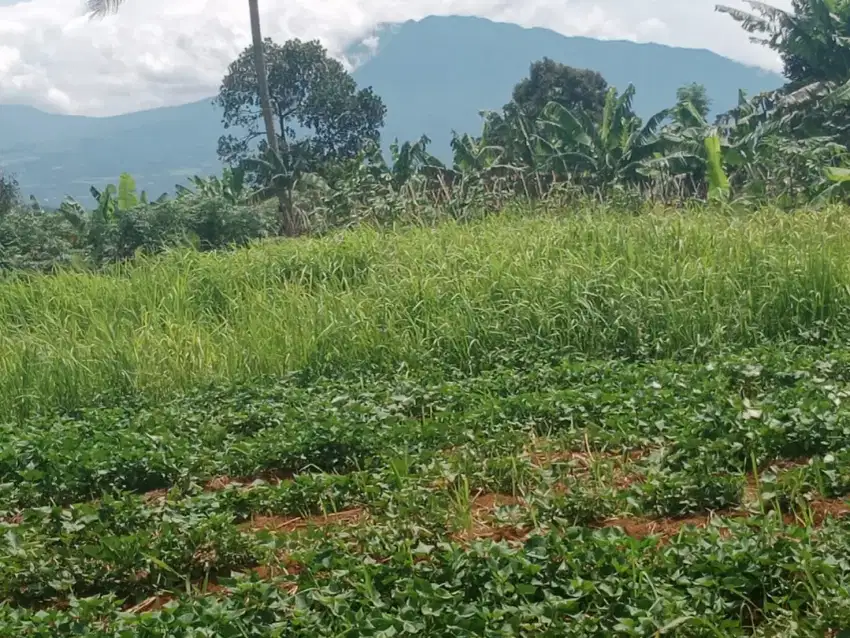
{"left": 0, "top": 15, "right": 783, "bottom": 204}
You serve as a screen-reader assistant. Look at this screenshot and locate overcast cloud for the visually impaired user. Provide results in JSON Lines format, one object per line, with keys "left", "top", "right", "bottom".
{"left": 0, "top": 0, "right": 789, "bottom": 116}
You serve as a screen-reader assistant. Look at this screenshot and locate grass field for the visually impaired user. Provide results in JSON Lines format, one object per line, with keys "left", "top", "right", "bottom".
{"left": 4, "top": 206, "right": 850, "bottom": 635}
{"left": 2, "top": 207, "right": 850, "bottom": 418}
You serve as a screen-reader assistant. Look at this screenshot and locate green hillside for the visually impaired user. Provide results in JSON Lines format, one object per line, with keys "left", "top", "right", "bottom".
{"left": 0, "top": 15, "right": 782, "bottom": 204}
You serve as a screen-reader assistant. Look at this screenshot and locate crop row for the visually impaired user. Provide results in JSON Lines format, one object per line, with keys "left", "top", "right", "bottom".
{"left": 3, "top": 344, "right": 850, "bottom": 511}
{"left": 3, "top": 417, "right": 850, "bottom": 609}
{"left": 4, "top": 512, "right": 850, "bottom": 636}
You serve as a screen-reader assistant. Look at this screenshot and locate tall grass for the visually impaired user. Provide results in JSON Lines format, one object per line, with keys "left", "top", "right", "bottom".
{"left": 1, "top": 204, "right": 850, "bottom": 418}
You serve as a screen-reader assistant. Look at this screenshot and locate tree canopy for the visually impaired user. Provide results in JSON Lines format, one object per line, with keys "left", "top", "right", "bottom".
{"left": 215, "top": 38, "right": 386, "bottom": 174}
{"left": 509, "top": 58, "right": 609, "bottom": 123}
{"left": 675, "top": 83, "right": 711, "bottom": 123}
{"left": 0, "top": 172, "right": 20, "bottom": 216}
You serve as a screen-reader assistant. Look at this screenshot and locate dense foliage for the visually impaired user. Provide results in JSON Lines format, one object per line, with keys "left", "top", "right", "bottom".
{"left": 0, "top": 172, "right": 276, "bottom": 272}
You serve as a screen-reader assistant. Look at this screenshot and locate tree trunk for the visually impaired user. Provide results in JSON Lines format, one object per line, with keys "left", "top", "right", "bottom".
{"left": 248, "top": 0, "right": 278, "bottom": 156}
{"left": 247, "top": 0, "right": 302, "bottom": 236}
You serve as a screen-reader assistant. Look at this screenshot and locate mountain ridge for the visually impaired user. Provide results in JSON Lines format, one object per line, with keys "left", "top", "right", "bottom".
{"left": 0, "top": 15, "right": 784, "bottom": 203}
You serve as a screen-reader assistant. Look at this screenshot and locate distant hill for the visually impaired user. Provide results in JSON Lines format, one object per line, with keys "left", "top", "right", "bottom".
{"left": 0, "top": 15, "right": 783, "bottom": 204}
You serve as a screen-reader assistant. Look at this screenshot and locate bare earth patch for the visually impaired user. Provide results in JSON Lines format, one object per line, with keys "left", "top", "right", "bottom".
{"left": 599, "top": 497, "right": 850, "bottom": 541}
{"left": 599, "top": 514, "right": 720, "bottom": 541}
{"left": 452, "top": 492, "right": 530, "bottom": 543}
{"left": 242, "top": 508, "right": 366, "bottom": 533}
{"left": 204, "top": 471, "right": 293, "bottom": 492}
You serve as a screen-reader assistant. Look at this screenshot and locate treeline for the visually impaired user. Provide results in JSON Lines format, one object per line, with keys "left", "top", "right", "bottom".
{"left": 1, "top": 0, "right": 849, "bottom": 272}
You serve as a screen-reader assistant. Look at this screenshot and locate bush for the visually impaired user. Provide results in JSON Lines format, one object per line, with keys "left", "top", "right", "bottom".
{"left": 0, "top": 208, "right": 75, "bottom": 273}
{"left": 0, "top": 194, "right": 277, "bottom": 273}
{"left": 112, "top": 196, "right": 276, "bottom": 259}
{"left": 0, "top": 171, "right": 20, "bottom": 216}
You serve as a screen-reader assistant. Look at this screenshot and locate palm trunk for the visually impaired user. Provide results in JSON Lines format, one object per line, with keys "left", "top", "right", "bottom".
{"left": 247, "top": 0, "right": 301, "bottom": 236}
{"left": 248, "top": 0, "right": 278, "bottom": 156}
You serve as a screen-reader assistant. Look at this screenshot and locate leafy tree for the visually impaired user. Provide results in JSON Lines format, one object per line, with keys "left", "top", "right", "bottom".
{"left": 509, "top": 58, "right": 609, "bottom": 122}
{"left": 215, "top": 38, "right": 386, "bottom": 234}
{"left": 675, "top": 83, "right": 711, "bottom": 123}
{"left": 0, "top": 171, "right": 20, "bottom": 216}
{"left": 216, "top": 39, "right": 385, "bottom": 166}
{"left": 480, "top": 59, "right": 609, "bottom": 165}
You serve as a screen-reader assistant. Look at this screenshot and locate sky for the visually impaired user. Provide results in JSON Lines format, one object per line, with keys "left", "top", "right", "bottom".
{"left": 0, "top": 0, "right": 789, "bottom": 117}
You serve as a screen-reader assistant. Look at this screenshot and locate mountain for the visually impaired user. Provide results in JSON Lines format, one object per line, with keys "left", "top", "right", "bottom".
{"left": 0, "top": 15, "right": 783, "bottom": 204}
{"left": 1, "top": 101, "right": 226, "bottom": 205}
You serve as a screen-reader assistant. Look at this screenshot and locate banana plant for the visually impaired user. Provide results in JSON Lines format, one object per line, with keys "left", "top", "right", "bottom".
{"left": 176, "top": 167, "right": 255, "bottom": 204}
{"left": 59, "top": 172, "right": 166, "bottom": 256}
{"left": 816, "top": 165, "right": 850, "bottom": 202}
{"left": 478, "top": 108, "right": 547, "bottom": 173}
{"left": 450, "top": 132, "right": 506, "bottom": 174}
{"left": 58, "top": 189, "right": 114, "bottom": 260}
{"left": 390, "top": 136, "right": 444, "bottom": 189}
{"left": 241, "top": 144, "right": 316, "bottom": 236}
{"left": 717, "top": 0, "right": 850, "bottom": 146}
{"left": 88, "top": 172, "right": 164, "bottom": 219}
{"left": 638, "top": 102, "right": 716, "bottom": 175}
{"left": 359, "top": 135, "right": 446, "bottom": 190}
{"left": 116, "top": 172, "right": 139, "bottom": 210}
{"left": 535, "top": 84, "right": 674, "bottom": 186}
{"left": 713, "top": 88, "right": 850, "bottom": 204}
{"left": 88, "top": 183, "right": 117, "bottom": 223}
{"left": 704, "top": 133, "right": 730, "bottom": 200}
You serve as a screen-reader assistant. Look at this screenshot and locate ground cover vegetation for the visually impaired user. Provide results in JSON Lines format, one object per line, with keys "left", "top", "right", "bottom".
{"left": 2, "top": 207, "right": 850, "bottom": 635}
{"left": 2, "top": 0, "right": 850, "bottom": 635}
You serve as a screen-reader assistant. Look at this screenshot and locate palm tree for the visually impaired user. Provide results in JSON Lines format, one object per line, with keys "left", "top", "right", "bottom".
{"left": 85, "top": 0, "right": 295, "bottom": 230}
{"left": 87, "top": 0, "right": 278, "bottom": 156}
{"left": 244, "top": 0, "right": 281, "bottom": 159}
{"left": 85, "top": 0, "right": 123, "bottom": 15}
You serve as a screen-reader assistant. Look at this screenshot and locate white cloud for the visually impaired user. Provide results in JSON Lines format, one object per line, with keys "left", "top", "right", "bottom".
{"left": 0, "top": 0, "right": 790, "bottom": 116}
